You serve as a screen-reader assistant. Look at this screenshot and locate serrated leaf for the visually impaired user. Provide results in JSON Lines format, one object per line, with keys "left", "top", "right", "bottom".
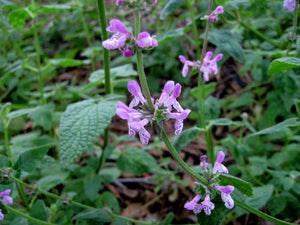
{"left": 117, "top": 147, "right": 160, "bottom": 175}
{"left": 160, "top": 0, "right": 183, "bottom": 20}
{"left": 209, "top": 30, "right": 245, "bottom": 63}
{"left": 174, "top": 127, "right": 200, "bottom": 152}
{"left": 268, "top": 57, "right": 300, "bottom": 75}
{"left": 219, "top": 174, "right": 253, "bottom": 197}
{"left": 250, "top": 118, "right": 300, "bottom": 136}
{"left": 8, "top": 9, "right": 31, "bottom": 30}
{"left": 50, "top": 58, "right": 88, "bottom": 67}
{"left": 59, "top": 99, "right": 117, "bottom": 167}
{"left": 72, "top": 209, "right": 111, "bottom": 224}
{"left": 89, "top": 64, "right": 137, "bottom": 83}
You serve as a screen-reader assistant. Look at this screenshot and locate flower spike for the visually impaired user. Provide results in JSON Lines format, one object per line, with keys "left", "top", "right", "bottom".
{"left": 214, "top": 185, "right": 235, "bottom": 209}
{"left": 212, "top": 151, "right": 228, "bottom": 174}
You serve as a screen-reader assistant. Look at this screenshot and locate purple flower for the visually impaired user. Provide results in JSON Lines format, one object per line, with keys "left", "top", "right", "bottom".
{"left": 200, "top": 51, "right": 223, "bottom": 81}
{"left": 152, "top": 0, "right": 157, "bottom": 3}
{"left": 178, "top": 55, "right": 194, "bottom": 77}
{"left": 102, "top": 19, "right": 131, "bottom": 51}
{"left": 116, "top": 0, "right": 122, "bottom": 5}
{"left": 184, "top": 194, "right": 203, "bottom": 214}
{"left": 0, "top": 209, "right": 3, "bottom": 221}
{"left": 121, "top": 48, "right": 133, "bottom": 58}
{"left": 208, "top": 5, "right": 224, "bottom": 22}
{"left": 201, "top": 194, "right": 215, "bottom": 215}
{"left": 127, "top": 80, "right": 146, "bottom": 108}
{"left": 214, "top": 185, "right": 235, "bottom": 209}
{"left": 137, "top": 32, "right": 158, "bottom": 49}
{"left": 200, "top": 155, "right": 208, "bottom": 171}
{"left": 212, "top": 151, "right": 228, "bottom": 174}
{"left": 116, "top": 101, "right": 150, "bottom": 145}
{"left": 283, "top": 0, "right": 296, "bottom": 12}
{"left": 0, "top": 189, "right": 13, "bottom": 205}
{"left": 169, "top": 110, "right": 191, "bottom": 135}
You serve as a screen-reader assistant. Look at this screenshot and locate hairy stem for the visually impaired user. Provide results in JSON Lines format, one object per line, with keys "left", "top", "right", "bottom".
{"left": 2, "top": 117, "right": 11, "bottom": 158}
{"left": 97, "top": 0, "right": 112, "bottom": 171}
{"left": 134, "top": 10, "right": 154, "bottom": 111}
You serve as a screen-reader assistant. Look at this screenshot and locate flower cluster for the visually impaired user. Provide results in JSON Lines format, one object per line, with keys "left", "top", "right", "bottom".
{"left": 283, "top": 0, "right": 296, "bottom": 12}
{"left": 184, "top": 151, "right": 235, "bottom": 216}
{"left": 116, "top": 80, "right": 190, "bottom": 145}
{"left": 0, "top": 189, "right": 13, "bottom": 221}
{"left": 179, "top": 51, "right": 223, "bottom": 81}
{"left": 207, "top": 5, "right": 224, "bottom": 22}
{"left": 102, "top": 19, "right": 158, "bottom": 57}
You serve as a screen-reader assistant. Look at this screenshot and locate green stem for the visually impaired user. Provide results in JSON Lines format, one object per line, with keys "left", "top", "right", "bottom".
{"left": 160, "top": 129, "right": 209, "bottom": 186}
{"left": 197, "top": 0, "right": 215, "bottom": 163}
{"left": 134, "top": 10, "right": 154, "bottom": 111}
{"left": 31, "top": 0, "right": 45, "bottom": 105}
{"left": 97, "top": 0, "right": 112, "bottom": 171}
{"left": 286, "top": 0, "right": 299, "bottom": 56}
{"left": 235, "top": 200, "right": 297, "bottom": 225}
{"left": 16, "top": 182, "right": 29, "bottom": 209}
{"left": 97, "top": 0, "right": 112, "bottom": 94}
{"left": 5, "top": 205, "right": 55, "bottom": 225}
{"left": 111, "top": 214, "right": 152, "bottom": 225}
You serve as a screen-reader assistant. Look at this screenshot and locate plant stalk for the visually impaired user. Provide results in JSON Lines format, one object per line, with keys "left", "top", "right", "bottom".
{"left": 2, "top": 117, "right": 11, "bottom": 158}
{"left": 134, "top": 10, "right": 154, "bottom": 112}
{"left": 97, "top": 0, "right": 112, "bottom": 171}
{"left": 286, "top": 0, "right": 299, "bottom": 55}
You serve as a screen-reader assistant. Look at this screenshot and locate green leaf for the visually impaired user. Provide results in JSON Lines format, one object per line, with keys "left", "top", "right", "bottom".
{"left": 89, "top": 64, "right": 137, "bottom": 83}
{"left": 229, "top": 93, "right": 253, "bottom": 108}
{"left": 72, "top": 209, "right": 111, "bottom": 224}
{"left": 157, "top": 28, "right": 184, "bottom": 44}
{"left": 7, "top": 108, "right": 36, "bottom": 120}
{"left": 191, "top": 82, "right": 217, "bottom": 99}
{"left": 59, "top": 99, "right": 117, "bottom": 167}
{"left": 160, "top": 0, "right": 183, "bottom": 20}
{"left": 267, "top": 195, "right": 286, "bottom": 216}
{"left": 97, "top": 191, "right": 120, "bottom": 214}
{"left": 50, "top": 58, "right": 88, "bottom": 67}
{"left": 13, "top": 145, "right": 50, "bottom": 172}
{"left": 99, "top": 167, "right": 121, "bottom": 183}
{"left": 242, "top": 185, "right": 274, "bottom": 210}
{"left": 38, "top": 4, "right": 72, "bottom": 14}
{"left": 37, "top": 172, "right": 69, "bottom": 191}
{"left": 250, "top": 118, "right": 300, "bottom": 136}
{"left": 84, "top": 175, "right": 103, "bottom": 201}
{"left": 161, "top": 212, "right": 174, "bottom": 225}
{"left": 268, "top": 57, "right": 300, "bottom": 75}
{"left": 174, "top": 127, "right": 200, "bottom": 152}
{"left": 29, "top": 200, "right": 48, "bottom": 224}
{"left": 28, "top": 104, "right": 55, "bottom": 130}
{"left": 208, "top": 118, "right": 239, "bottom": 129}
{"left": 209, "top": 30, "right": 245, "bottom": 63}
{"left": 219, "top": 174, "right": 253, "bottom": 197}
{"left": 117, "top": 147, "right": 160, "bottom": 175}
{"left": 8, "top": 9, "right": 31, "bottom": 30}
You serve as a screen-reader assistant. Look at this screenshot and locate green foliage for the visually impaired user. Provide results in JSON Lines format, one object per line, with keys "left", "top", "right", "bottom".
{"left": 174, "top": 127, "right": 200, "bottom": 152}
{"left": 59, "top": 99, "right": 117, "bottom": 167}
{"left": 268, "top": 57, "right": 300, "bottom": 75}
{"left": 72, "top": 209, "right": 111, "bottom": 224}
{"left": 117, "top": 147, "right": 160, "bottom": 175}
{"left": 219, "top": 174, "right": 253, "bottom": 197}
{"left": 160, "top": 0, "right": 183, "bottom": 20}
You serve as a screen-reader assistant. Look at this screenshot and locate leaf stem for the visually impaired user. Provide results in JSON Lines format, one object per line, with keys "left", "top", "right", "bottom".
{"left": 286, "top": 0, "right": 299, "bottom": 56}
{"left": 2, "top": 117, "right": 11, "bottom": 158}
{"left": 5, "top": 205, "right": 55, "bottom": 225}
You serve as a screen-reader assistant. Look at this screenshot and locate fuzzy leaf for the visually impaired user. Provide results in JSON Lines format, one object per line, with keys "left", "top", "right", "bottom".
{"left": 8, "top": 9, "right": 31, "bottom": 30}
{"left": 59, "top": 99, "right": 117, "bottom": 167}
{"left": 174, "top": 127, "right": 200, "bottom": 152}
{"left": 73, "top": 209, "right": 111, "bottom": 224}
{"left": 268, "top": 57, "right": 300, "bottom": 75}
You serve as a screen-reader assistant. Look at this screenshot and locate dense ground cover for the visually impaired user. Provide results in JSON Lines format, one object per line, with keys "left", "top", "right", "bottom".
{"left": 0, "top": 0, "right": 300, "bottom": 224}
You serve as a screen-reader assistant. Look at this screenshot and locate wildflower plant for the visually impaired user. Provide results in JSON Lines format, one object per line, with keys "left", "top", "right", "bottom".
{"left": 0, "top": 0, "right": 299, "bottom": 224}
